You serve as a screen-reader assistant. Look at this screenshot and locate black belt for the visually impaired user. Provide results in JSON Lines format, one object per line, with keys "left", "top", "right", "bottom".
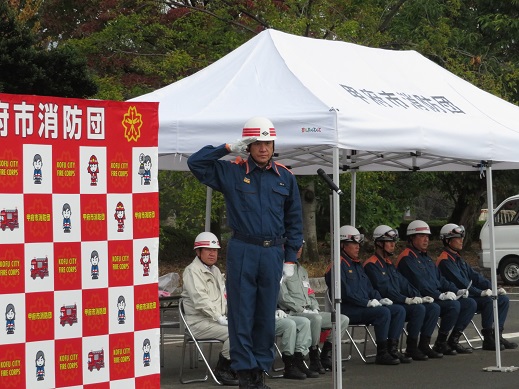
{"left": 232, "top": 231, "right": 287, "bottom": 248}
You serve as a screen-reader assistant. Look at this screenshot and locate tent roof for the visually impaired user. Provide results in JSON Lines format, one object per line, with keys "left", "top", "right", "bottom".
{"left": 131, "top": 29, "right": 519, "bottom": 174}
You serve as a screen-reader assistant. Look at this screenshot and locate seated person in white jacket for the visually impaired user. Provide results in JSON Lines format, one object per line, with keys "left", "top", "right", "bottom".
{"left": 181, "top": 232, "right": 237, "bottom": 386}
{"left": 278, "top": 243, "right": 349, "bottom": 373}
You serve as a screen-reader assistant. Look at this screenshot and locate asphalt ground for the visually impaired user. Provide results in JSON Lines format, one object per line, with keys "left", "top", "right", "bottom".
{"left": 160, "top": 289, "right": 519, "bottom": 389}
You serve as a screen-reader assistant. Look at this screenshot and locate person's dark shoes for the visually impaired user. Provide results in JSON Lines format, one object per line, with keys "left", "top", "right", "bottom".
{"left": 309, "top": 347, "right": 325, "bottom": 374}
{"left": 282, "top": 354, "right": 306, "bottom": 380}
{"left": 405, "top": 337, "right": 428, "bottom": 361}
{"left": 418, "top": 336, "right": 443, "bottom": 359}
{"left": 481, "top": 328, "right": 501, "bottom": 350}
{"left": 251, "top": 369, "right": 271, "bottom": 389}
{"left": 237, "top": 370, "right": 253, "bottom": 389}
{"left": 293, "top": 352, "right": 319, "bottom": 378}
{"left": 388, "top": 338, "right": 412, "bottom": 363}
{"left": 320, "top": 341, "right": 333, "bottom": 370}
{"left": 375, "top": 341, "right": 400, "bottom": 365}
{"left": 433, "top": 340, "right": 457, "bottom": 356}
{"left": 448, "top": 331, "right": 473, "bottom": 354}
{"left": 214, "top": 353, "right": 239, "bottom": 386}
{"left": 500, "top": 330, "right": 518, "bottom": 349}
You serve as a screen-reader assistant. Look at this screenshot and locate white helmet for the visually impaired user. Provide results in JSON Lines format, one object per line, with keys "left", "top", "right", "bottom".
{"left": 406, "top": 220, "right": 431, "bottom": 236}
{"left": 242, "top": 117, "right": 277, "bottom": 141}
{"left": 440, "top": 223, "right": 465, "bottom": 240}
{"left": 373, "top": 225, "right": 399, "bottom": 242}
{"left": 193, "top": 232, "right": 220, "bottom": 250}
{"left": 339, "top": 225, "right": 364, "bottom": 243}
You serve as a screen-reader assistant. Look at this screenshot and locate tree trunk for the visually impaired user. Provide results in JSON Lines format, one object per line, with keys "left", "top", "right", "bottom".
{"left": 301, "top": 180, "right": 319, "bottom": 262}
{"left": 449, "top": 189, "right": 485, "bottom": 246}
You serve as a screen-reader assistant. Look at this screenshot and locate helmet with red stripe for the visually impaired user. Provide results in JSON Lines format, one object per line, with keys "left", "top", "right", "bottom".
{"left": 193, "top": 232, "right": 221, "bottom": 250}
{"left": 242, "top": 117, "right": 277, "bottom": 141}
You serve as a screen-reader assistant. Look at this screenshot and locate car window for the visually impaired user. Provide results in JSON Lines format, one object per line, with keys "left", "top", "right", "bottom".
{"left": 494, "top": 199, "right": 519, "bottom": 225}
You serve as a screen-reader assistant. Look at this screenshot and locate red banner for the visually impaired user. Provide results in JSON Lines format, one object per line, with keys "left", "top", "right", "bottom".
{"left": 0, "top": 93, "right": 160, "bottom": 388}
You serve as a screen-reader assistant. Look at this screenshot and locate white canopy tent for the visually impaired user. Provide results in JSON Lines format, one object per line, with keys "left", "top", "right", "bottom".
{"left": 131, "top": 29, "right": 519, "bottom": 385}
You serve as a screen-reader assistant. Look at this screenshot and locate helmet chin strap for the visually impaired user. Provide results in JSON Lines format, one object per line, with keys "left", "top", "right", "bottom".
{"left": 376, "top": 241, "right": 394, "bottom": 257}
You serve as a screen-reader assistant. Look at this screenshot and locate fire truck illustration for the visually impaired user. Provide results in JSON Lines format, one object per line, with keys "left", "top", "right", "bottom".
{"left": 30, "top": 257, "right": 49, "bottom": 279}
{"left": 88, "top": 349, "right": 105, "bottom": 371}
{"left": 0, "top": 208, "right": 19, "bottom": 231}
{"left": 60, "top": 304, "right": 77, "bottom": 326}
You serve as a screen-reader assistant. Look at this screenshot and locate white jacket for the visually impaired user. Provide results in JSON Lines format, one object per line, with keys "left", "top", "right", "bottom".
{"left": 181, "top": 257, "right": 227, "bottom": 325}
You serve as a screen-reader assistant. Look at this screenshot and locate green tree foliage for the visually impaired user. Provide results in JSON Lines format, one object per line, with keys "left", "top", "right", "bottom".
{"left": 0, "top": 1, "right": 97, "bottom": 97}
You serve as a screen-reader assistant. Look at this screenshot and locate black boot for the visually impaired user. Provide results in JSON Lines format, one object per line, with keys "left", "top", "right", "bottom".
{"left": 251, "top": 369, "right": 271, "bottom": 389}
{"left": 293, "top": 352, "right": 319, "bottom": 378}
{"left": 500, "top": 329, "right": 518, "bottom": 349}
{"left": 405, "top": 337, "right": 428, "bottom": 361}
{"left": 482, "top": 328, "right": 499, "bottom": 350}
{"left": 320, "top": 341, "right": 333, "bottom": 370}
{"left": 308, "top": 346, "right": 325, "bottom": 374}
{"left": 418, "top": 336, "right": 443, "bottom": 359}
{"left": 375, "top": 340, "right": 400, "bottom": 365}
{"left": 433, "top": 332, "right": 456, "bottom": 356}
{"left": 448, "top": 331, "right": 473, "bottom": 354}
{"left": 237, "top": 370, "right": 253, "bottom": 389}
{"left": 388, "top": 338, "right": 412, "bottom": 363}
{"left": 214, "top": 353, "right": 239, "bottom": 386}
{"left": 282, "top": 354, "right": 306, "bottom": 380}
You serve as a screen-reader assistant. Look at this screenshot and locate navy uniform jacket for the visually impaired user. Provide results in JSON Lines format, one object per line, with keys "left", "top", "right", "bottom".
{"left": 397, "top": 246, "right": 458, "bottom": 299}
{"left": 437, "top": 249, "right": 491, "bottom": 297}
{"left": 187, "top": 144, "right": 303, "bottom": 262}
{"left": 364, "top": 254, "right": 422, "bottom": 304}
{"left": 325, "top": 252, "right": 381, "bottom": 308}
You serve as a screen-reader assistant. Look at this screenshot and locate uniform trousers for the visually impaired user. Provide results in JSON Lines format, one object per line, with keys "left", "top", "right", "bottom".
{"left": 403, "top": 302, "right": 440, "bottom": 338}
{"left": 291, "top": 311, "right": 349, "bottom": 346}
{"left": 275, "top": 316, "right": 312, "bottom": 356}
{"left": 341, "top": 305, "right": 406, "bottom": 341}
{"left": 472, "top": 294, "right": 510, "bottom": 330}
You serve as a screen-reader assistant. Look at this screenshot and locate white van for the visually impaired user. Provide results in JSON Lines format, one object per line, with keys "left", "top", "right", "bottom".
{"left": 478, "top": 194, "right": 519, "bottom": 285}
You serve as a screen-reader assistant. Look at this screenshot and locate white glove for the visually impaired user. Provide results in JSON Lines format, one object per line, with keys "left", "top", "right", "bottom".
{"left": 379, "top": 298, "right": 393, "bottom": 306}
{"left": 275, "top": 309, "right": 288, "bottom": 320}
{"left": 405, "top": 297, "right": 414, "bottom": 305}
{"left": 422, "top": 296, "right": 434, "bottom": 304}
{"left": 283, "top": 263, "right": 296, "bottom": 278}
{"left": 456, "top": 289, "right": 469, "bottom": 298}
{"left": 367, "top": 299, "right": 382, "bottom": 308}
{"left": 481, "top": 289, "right": 492, "bottom": 297}
{"left": 228, "top": 137, "right": 257, "bottom": 153}
{"left": 498, "top": 287, "right": 507, "bottom": 295}
{"left": 302, "top": 309, "right": 312, "bottom": 313}
{"left": 217, "top": 316, "right": 228, "bottom": 326}
{"left": 311, "top": 308, "right": 319, "bottom": 314}
{"left": 412, "top": 296, "right": 423, "bottom": 304}
{"left": 439, "top": 292, "right": 457, "bottom": 301}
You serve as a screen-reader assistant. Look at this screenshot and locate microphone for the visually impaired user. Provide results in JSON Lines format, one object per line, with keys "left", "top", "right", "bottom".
{"left": 317, "top": 168, "right": 343, "bottom": 195}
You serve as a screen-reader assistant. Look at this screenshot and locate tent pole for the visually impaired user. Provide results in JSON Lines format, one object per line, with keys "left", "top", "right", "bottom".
{"left": 331, "top": 146, "right": 343, "bottom": 389}
{"left": 350, "top": 171, "right": 356, "bottom": 225}
{"left": 483, "top": 162, "right": 517, "bottom": 372}
{"left": 204, "top": 186, "right": 213, "bottom": 231}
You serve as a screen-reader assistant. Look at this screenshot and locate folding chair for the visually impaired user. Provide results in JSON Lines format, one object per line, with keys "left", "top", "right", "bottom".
{"left": 264, "top": 342, "right": 284, "bottom": 378}
{"left": 160, "top": 298, "right": 180, "bottom": 367}
{"left": 178, "top": 299, "right": 224, "bottom": 385}
{"left": 324, "top": 288, "right": 376, "bottom": 363}
{"left": 461, "top": 313, "right": 484, "bottom": 350}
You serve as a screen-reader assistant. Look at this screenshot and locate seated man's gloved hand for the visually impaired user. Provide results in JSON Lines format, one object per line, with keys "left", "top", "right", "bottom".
{"left": 422, "top": 296, "right": 434, "bottom": 303}
{"left": 439, "top": 291, "right": 457, "bottom": 301}
{"left": 411, "top": 296, "right": 423, "bottom": 304}
{"left": 481, "top": 289, "right": 492, "bottom": 297}
{"left": 228, "top": 137, "right": 257, "bottom": 153}
{"left": 302, "top": 308, "right": 312, "bottom": 313}
{"left": 311, "top": 308, "right": 320, "bottom": 314}
{"left": 498, "top": 287, "right": 507, "bottom": 295}
{"left": 283, "top": 263, "right": 296, "bottom": 278}
{"left": 405, "top": 297, "right": 414, "bottom": 305}
{"left": 367, "top": 299, "right": 382, "bottom": 308}
{"left": 275, "top": 309, "right": 288, "bottom": 320}
{"left": 217, "top": 316, "right": 228, "bottom": 326}
{"left": 379, "top": 298, "right": 393, "bottom": 306}
{"left": 456, "top": 289, "right": 469, "bottom": 298}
